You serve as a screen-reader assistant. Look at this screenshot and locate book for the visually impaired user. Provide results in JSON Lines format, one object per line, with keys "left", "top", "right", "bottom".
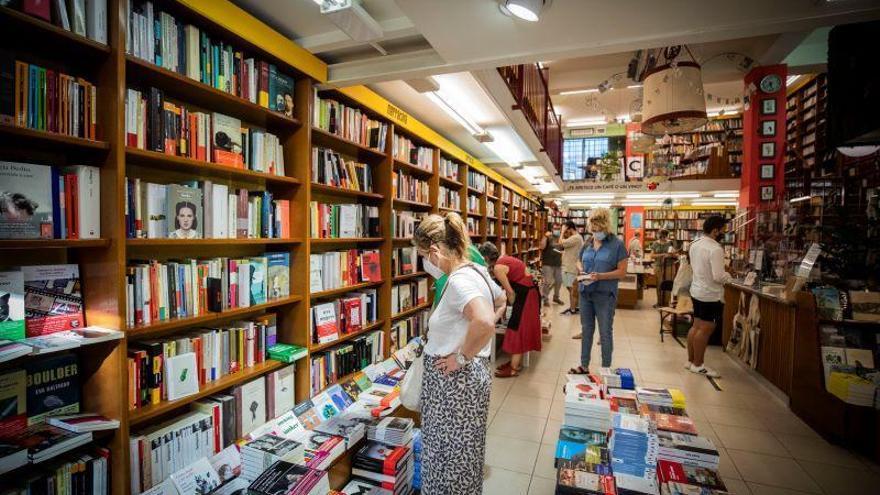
{"left": 62, "top": 165, "right": 100, "bottom": 238}
{"left": 22, "top": 264, "right": 84, "bottom": 336}
{"left": 47, "top": 413, "right": 119, "bottom": 432}
{"left": 850, "top": 291, "right": 880, "bottom": 322}
{"left": 266, "top": 252, "right": 290, "bottom": 299}
{"left": 267, "top": 365, "right": 295, "bottom": 420}
{"left": 293, "top": 399, "right": 322, "bottom": 430}
{"left": 272, "top": 72, "right": 294, "bottom": 117}
{"left": 0, "top": 162, "right": 53, "bottom": 239}
{"left": 0, "top": 442, "right": 27, "bottom": 475}
{"left": 234, "top": 376, "right": 267, "bottom": 438}
{"left": 212, "top": 112, "right": 243, "bottom": 167}
{"left": 241, "top": 434, "right": 306, "bottom": 481}
{"left": 167, "top": 184, "right": 203, "bottom": 239}
{"left": 169, "top": 457, "right": 221, "bottom": 495}
{"left": 0, "top": 269, "right": 25, "bottom": 341}
{"left": 247, "top": 460, "right": 327, "bottom": 495}
{"left": 4, "top": 422, "right": 92, "bottom": 463}
{"left": 657, "top": 460, "right": 727, "bottom": 493}
{"left": 313, "top": 302, "right": 339, "bottom": 344}
{"left": 25, "top": 352, "right": 79, "bottom": 425}
{"left": 165, "top": 352, "right": 200, "bottom": 400}
{"left": 0, "top": 369, "right": 26, "bottom": 437}
{"left": 210, "top": 444, "right": 242, "bottom": 483}
{"left": 0, "top": 341, "right": 30, "bottom": 363}
{"left": 813, "top": 286, "right": 843, "bottom": 321}
{"left": 267, "top": 343, "right": 308, "bottom": 363}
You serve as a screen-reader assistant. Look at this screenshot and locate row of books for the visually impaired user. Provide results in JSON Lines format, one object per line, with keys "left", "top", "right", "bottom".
{"left": 311, "top": 289, "right": 379, "bottom": 345}
{"left": 308, "top": 249, "right": 381, "bottom": 293}
{"left": 1, "top": 443, "right": 109, "bottom": 492}
{"left": 467, "top": 169, "right": 487, "bottom": 193}
{"left": 391, "top": 247, "right": 418, "bottom": 277}
{"left": 311, "top": 147, "right": 374, "bottom": 193}
{"left": 439, "top": 156, "right": 459, "bottom": 181}
{"left": 127, "top": 314, "right": 278, "bottom": 409}
{"left": 125, "top": 253, "right": 290, "bottom": 327}
{"left": 466, "top": 194, "right": 481, "bottom": 214}
{"left": 125, "top": 178, "right": 290, "bottom": 239}
{"left": 309, "top": 331, "right": 385, "bottom": 395}
{"left": 0, "top": 264, "right": 84, "bottom": 340}
{"left": 439, "top": 186, "right": 460, "bottom": 210}
{"left": 392, "top": 171, "right": 429, "bottom": 203}
{"left": 312, "top": 93, "right": 389, "bottom": 151}
{"left": 487, "top": 201, "right": 497, "bottom": 218}
{"left": 390, "top": 312, "right": 427, "bottom": 354}
{"left": 391, "top": 134, "right": 433, "bottom": 170}
{"left": 309, "top": 202, "right": 380, "bottom": 239}
{"left": 1, "top": 354, "right": 81, "bottom": 434}
{"left": 126, "top": 87, "right": 286, "bottom": 174}
{"left": 126, "top": 1, "right": 295, "bottom": 117}
{"left": 466, "top": 216, "right": 479, "bottom": 235}
{"left": 8, "top": 0, "right": 107, "bottom": 44}
{"left": 4, "top": 60, "right": 97, "bottom": 140}
{"left": 0, "top": 162, "right": 100, "bottom": 240}
{"left": 392, "top": 210, "right": 425, "bottom": 239}
{"left": 391, "top": 279, "right": 429, "bottom": 315}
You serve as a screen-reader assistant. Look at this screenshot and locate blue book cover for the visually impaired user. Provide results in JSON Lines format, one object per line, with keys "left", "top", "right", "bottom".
{"left": 266, "top": 252, "right": 289, "bottom": 300}
{"left": 249, "top": 257, "right": 267, "bottom": 305}
{"left": 325, "top": 384, "right": 354, "bottom": 411}
{"left": 261, "top": 191, "right": 272, "bottom": 238}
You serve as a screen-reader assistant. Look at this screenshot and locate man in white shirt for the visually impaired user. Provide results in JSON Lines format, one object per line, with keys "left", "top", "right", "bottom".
{"left": 686, "top": 215, "right": 732, "bottom": 378}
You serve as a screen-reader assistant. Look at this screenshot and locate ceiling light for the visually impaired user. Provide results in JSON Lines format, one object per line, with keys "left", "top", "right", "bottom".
{"left": 564, "top": 119, "right": 607, "bottom": 128}
{"left": 537, "top": 182, "right": 559, "bottom": 194}
{"left": 713, "top": 192, "right": 739, "bottom": 198}
{"left": 568, "top": 203, "right": 611, "bottom": 208}
{"left": 789, "top": 195, "right": 812, "bottom": 204}
{"left": 559, "top": 88, "right": 599, "bottom": 96}
{"left": 627, "top": 84, "right": 643, "bottom": 89}
{"left": 313, "top": 0, "right": 383, "bottom": 42}
{"left": 691, "top": 201, "right": 738, "bottom": 206}
{"left": 500, "top": 0, "right": 544, "bottom": 22}
{"left": 425, "top": 91, "right": 485, "bottom": 136}
{"left": 786, "top": 75, "right": 800, "bottom": 87}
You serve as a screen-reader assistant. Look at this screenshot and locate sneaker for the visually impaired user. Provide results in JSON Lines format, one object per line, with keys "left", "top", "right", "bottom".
{"left": 560, "top": 309, "right": 572, "bottom": 315}
{"left": 689, "top": 365, "right": 720, "bottom": 378}
{"left": 684, "top": 362, "right": 694, "bottom": 371}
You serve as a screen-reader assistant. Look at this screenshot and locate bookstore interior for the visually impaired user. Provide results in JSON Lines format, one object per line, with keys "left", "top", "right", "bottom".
{"left": 2, "top": 1, "right": 880, "bottom": 494}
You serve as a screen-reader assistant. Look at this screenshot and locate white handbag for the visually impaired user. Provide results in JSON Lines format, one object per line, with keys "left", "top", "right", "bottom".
{"left": 399, "top": 349, "right": 424, "bottom": 412}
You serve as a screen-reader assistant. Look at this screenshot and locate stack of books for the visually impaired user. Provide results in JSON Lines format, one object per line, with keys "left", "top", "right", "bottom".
{"left": 608, "top": 413, "right": 659, "bottom": 495}
{"left": 600, "top": 367, "right": 635, "bottom": 390}
{"left": 240, "top": 434, "right": 305, "bottom": 482}
{"left": 565, "top": 383, "right": 611, "bottom": 432}
{"left": 554, "top": 426, "right": 608, "bottom": 466}
{"left": 656, "top": 459, "right": 729, "bottom": 494}
{"left": 367, "top": 417, "right": 414, "bottom": 447}
{"left": 636, "top": 388, "right": 686, "bottom": 409}
{"left": 637, "top": 404, "right": 698, "bottom": 435}
{"left": 351, "top": 441, "right": 414, "bottom": 494}
{"left": 656, "top": 431, "right": 720, "bottom": 470}
{"left": 555, "top": 460, "right": 616, "bottom": 495}
{"left": 827, "top": 371, "right": 877, "bottom": 406}
{"left": 248, "top": 460, "right": 330, "bottom": 495}
{"left": 338, "top": 479, "right": 393, "bottom": 494}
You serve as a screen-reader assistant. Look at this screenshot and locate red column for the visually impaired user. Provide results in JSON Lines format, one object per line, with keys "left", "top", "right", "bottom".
{"left": 624, "top": 206, "right": 645, "bottom": 249}
{"left": 740, "top": 65, "right": 787, "bottom": 210}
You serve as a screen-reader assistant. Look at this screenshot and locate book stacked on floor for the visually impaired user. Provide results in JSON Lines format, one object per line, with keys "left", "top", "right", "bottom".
{"left": 310, "top": 202, "right": 380, "bottom": 239}
{"left": 600, "top": 367, "right": 635, "bottom": 390}
{"left": 554, "top": 425, "right": 609, "bottom": 467}
{"left": 312, "top": 148, "right": 374, "bottom": 192}
{"left": 125, "top": 252, "right": 289, "bottom": 326}
{"left": 125, "top": 178, "right": 290, "bottom": 239}
{"left": 637, "top": 404, "right": 698, "bottom": 435}
{"left": 309, "top": 249, "right": 382, "bottom": 293}
{"left": 657, "top": 459, "right": 729, "bottom": 494}
{"left": 609, "top": 413, "right": 660, "bottom": 494}
{"left": 126, "top": 1, "right": 296, "bottom": 118}
{"left": 311, "top": 289, "right": 378, "bottom": 345}
{"left": 313, "top": 93, "right": 389, "bottom": 151}
{"left": 656, "top": 431, "right": 719, "bottom": 470}
{"left": 636, "top": 387, "right": 686, "bottom": 409}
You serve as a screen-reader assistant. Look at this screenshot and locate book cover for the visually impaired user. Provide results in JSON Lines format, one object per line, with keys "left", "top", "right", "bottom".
{"left": 24, "top": 352, "right": 79, "bottom": 424}
{"left": 657, "top": 460, "right": 726, "bottom": 491}
{"left": 236, "top": 377, "right": 266, "bottom": 438}
{"left": 247, "top": 460, "right": 312, "bottom": 495}
{"left": 0, "top": 369, "right": 26, "bottom": 437}
{"left": 325, "top": 384, "right": 354, "bottom": 411}
{"left": 23, "top": 264, "right": 84, "bottom": 336}
{"left": 273, "top": 72, "right": 294, "bottom": 118}
{"left": 4, "top": 422, "right": 91, "bottom": 462}
{"left": 165, "top": 352, "right": 199, "bottom": 401}
{"left": 166, "top": 184, "right": 203, "bottom": 239}
{"left": 0, "top": 269, "right": 25, "bottom": 341}
{"left": 212, "top": 113, "right": 243, "bottom": 167}
{"left": 311, "top": 391, "right": 340, "bottom": 422}
{"left": 313, "top": 302, "right": 339, "bottom": 344}
{"left": 249, "top": 256, "right": 267, "bottom": 305}
{"left": 0, "top": 162, "right": 53, "bottom": 239}
{"left": 849, "top": 291, "right": 880, "bottom": 322}
{"left": 169, "top": 457, "right": 221, "bottom": 495}
{"left": 47, "top": 412, "right": 119, "bottom": 432}
{"left": 268, "top": 365, "right": 295, "bottom": 420}
{"left": 361, "top": 251, "right": 381, "bottom": 282}
{"left": 145, "top": 182, "right": 167, "bottom": 238}
{"left": 293, "top": 399, "right": 322, "bottom": 430}
{"left": 63, "top": 165, "right": 100, "bottom": 238}
{"left": 266, "top": 252, "right": 290, "bottom": 300}
{"left": 813, "top": 287, "right": 843, "bottom": 321}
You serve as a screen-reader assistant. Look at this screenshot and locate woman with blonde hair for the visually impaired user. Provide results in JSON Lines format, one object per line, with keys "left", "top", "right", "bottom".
{"left": 570, "top": 208, "right": 628, "bottom": 374}
{"left": 413, "top": 212, "right": 506, "bottom": 494}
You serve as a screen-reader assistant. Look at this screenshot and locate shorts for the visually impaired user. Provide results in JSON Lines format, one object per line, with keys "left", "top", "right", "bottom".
{"left": 562, "top": 272, "right": 577, "bottom": 287}
{"left": 692, "top": 298, "right": 724, "bottom": 325}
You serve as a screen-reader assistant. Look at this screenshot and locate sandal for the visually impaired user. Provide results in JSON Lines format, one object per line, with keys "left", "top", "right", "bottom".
{"left": 568, "top": 366, "right": 589, "bottom": 375}
{"left": 495, "top": 367, "right": 519, "bottom": 378}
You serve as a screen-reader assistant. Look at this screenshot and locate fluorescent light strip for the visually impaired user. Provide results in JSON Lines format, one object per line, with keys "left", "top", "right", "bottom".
{"left": 562, "top": 194, "right": 616, "bottom": 200}
{"left": 691, "top": 201, "right": 738, "bottom": 206}
{"left": 565, "top": 119, "right": 607, "bottom": 127}
{"left": 559, "top": 88, "right": 600, "bottom": 96}
{"left": 713, "top": 192, "right": 740, "bottom": 198}
{"left": 626, "top": 193, "right": 701, "bottom": 199}
{"left": 626, "top": 84, "right": 643, "bottom": 89}
{"left": 787, "top": 75, "right": 800, "bottom": 86}
{"left": 789, "top": 195, "right": 812, "bottom": 204}
{"left": 425, "top": 91, "right": 484, "bottom": 136}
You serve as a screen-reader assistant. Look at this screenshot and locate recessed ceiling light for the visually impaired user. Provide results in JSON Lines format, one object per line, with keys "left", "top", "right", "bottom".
{"left": 500, "top": 0, "right": 549, "bottom": 22}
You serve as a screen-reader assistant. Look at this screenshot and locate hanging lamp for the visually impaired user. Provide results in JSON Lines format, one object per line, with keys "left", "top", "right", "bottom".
{"left": 641, "top": 46, "right": 708, "bottom": 136}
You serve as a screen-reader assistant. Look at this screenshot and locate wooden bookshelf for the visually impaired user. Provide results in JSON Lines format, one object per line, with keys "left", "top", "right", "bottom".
{"left": 0, "top": 0, "right": 541, "bottom": 491}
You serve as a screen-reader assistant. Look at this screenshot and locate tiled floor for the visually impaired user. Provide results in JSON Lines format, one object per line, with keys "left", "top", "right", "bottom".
{"left": 482, "top": 290, "right": 880, "bottom": 495}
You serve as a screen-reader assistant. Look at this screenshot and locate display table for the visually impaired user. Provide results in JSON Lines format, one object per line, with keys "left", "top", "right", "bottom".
{"left": 722, "top": 282, "right": 797, "bottom": 396}
{"left": 617, "top": 273, "right": 642, "bottom": 309}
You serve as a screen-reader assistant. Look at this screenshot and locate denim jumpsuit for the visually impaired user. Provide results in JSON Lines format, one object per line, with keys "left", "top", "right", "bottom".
{"left": 579, "top": 235, "right": 628, "bottom": 368}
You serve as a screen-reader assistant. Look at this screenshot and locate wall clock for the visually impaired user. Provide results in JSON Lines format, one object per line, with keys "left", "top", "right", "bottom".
{"left": 760, "top": 74, "right": 783, "bottom": 94}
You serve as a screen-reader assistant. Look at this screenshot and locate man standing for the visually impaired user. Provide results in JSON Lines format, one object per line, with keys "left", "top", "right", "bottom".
{"left": 628, "top": 231, "right": 643, "bottom": 258}
{"left": 687, "top": 215, "right": 732, "bottom": 378}
{"left": 540, "top": 225, "right": 564, "bottom": 306}
{"left": 558, "top": 221, "right": 584, "bottom": 315}
{"left": 650, "top": 229, "right": 672, "bottom": 254}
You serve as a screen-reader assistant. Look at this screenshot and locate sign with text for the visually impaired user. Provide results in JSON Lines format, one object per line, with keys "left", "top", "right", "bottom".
{"left": 563, "top": 180, "right": 652, "bottom": 193}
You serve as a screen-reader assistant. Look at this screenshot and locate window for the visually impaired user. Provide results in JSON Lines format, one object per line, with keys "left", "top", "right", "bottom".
{"left": 563, "top": 137, "right": 609, "bottom": 180}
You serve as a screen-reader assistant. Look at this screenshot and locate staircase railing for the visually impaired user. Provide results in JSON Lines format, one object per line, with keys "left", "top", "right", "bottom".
{"left": 498, "top": 64, "right": 563, "bottom": 173}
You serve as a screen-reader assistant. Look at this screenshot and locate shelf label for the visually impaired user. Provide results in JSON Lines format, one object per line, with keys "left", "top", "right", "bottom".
{"left": 386, "top": 103, "right": 409, "bottom": 125}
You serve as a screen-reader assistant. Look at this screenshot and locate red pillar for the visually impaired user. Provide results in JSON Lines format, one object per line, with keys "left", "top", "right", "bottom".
{"left": 741, "top": 65, "right": 787, "bottom": 210}
{"left": 624, "top": 206, "right": 645, "bottom": 248}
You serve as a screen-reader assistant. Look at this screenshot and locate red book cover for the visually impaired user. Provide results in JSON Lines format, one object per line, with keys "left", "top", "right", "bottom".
{"left": 63, "top": 174, "right": 76, "bottom": 239}
{"left": 657, "top": 460, "right": 727, "bottom": 491}
{"left": 192, "top": 336, "right": 203, "bottom": 386}
{"left": 45, "top": 69, "right": 55, "bottom": 133}
{"left": 345, "top": 297, "right": 362, "bottom": 332}
{"left": 361, "top": 252, "right": 381, "bottom": 282}
{"left": 258, "top": 61, "right": 269, "bottom": 108}
{"left": 149, "top": 262, "right": 158, "bottom": 323}
{"left": 276, "top": 200, "right": 289, "bottom": 238}
{"left": 22, "top": 0, "right": 51, "bottom": 21}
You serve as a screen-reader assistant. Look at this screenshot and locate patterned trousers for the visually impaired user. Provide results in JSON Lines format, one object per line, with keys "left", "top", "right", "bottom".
{"left": 420, "top": 355, "right": 492, "bottom": 494}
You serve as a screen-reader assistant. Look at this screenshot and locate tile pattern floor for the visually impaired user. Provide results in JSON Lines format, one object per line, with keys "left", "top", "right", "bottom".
{"left": 481, "top": 291, "right": 880, "bottom": 495}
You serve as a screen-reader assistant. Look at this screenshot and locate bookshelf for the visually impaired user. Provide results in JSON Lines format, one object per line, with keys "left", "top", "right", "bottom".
{"left": 643, "top": 207, "right": 737, "bottom": 254}
{"left": 0, "top": 0, "right": 539, "bottom": 491}
{"left": 646, "top": 115, "right": 743, "bottom": 179}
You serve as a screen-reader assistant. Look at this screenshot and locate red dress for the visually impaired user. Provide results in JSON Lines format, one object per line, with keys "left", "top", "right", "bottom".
{"left": 498, "top": 256, "right": 542, "bottom": 354}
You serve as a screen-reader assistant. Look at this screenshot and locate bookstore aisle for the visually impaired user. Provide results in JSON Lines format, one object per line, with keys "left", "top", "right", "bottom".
{"left": 485, "top": 291, "right": 880, "bottom": 495}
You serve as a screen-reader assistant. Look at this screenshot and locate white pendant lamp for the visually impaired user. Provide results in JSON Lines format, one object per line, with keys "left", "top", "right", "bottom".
{"left": 641, "top": 51, "right": 708, "bottom": 136}
{"left": 500, "top": 0, "right": 547, "bottom": 22}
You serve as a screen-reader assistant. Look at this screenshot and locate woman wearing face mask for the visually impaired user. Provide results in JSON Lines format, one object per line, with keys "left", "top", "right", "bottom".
{"left": 477, "top": 242, "right": 541, "bottom": 378}
{"left": 414, "top": 213, "right": 506, "bottom": 495}
{"left": 569, "top": 208, "right": 628, "bottom": 375}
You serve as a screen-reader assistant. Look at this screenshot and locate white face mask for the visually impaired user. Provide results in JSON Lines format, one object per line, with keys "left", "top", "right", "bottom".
{"left": 422, "top": 255, "right": 444, "bottom": 279}
{"left": 593, "top": 231, "right": 606, "bottom": 241}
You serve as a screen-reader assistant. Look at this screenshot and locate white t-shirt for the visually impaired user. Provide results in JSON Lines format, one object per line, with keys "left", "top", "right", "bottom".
{"left": 425, "top": 264, "right": 503, "bottom": 358}
{"left": 688, "top": 236, "right": 733, "bottom": 302}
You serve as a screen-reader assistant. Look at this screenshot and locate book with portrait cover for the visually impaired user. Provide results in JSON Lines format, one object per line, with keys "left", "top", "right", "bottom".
{"left": 0, "top": 269, "right": 25, "bottom": 341}
{"left": 266, "top": 252, "right": 290, "bottom": 300}
{"left": 166, "top": 184, "right": 203, "bottom": 239}
{"left": 23, "top": 264, "right": 84, "bottom": 337}
{"left": 0, "top": 161, "right": 53, "bottom": 239}
{"left": 25, "top": 352, "right": 80, "bottom": 425}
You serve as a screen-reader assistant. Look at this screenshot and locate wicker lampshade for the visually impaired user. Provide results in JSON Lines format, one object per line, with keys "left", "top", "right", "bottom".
{"left": 641, "top": 61, "right": 707, "bottom": 136}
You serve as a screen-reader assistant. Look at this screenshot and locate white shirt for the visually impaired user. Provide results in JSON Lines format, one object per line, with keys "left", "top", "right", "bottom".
{"left": 425, "top": 264, "right": 503, "bottom": 358}
{"left": 688, "top": 236, "right": 732, "bottom": 302}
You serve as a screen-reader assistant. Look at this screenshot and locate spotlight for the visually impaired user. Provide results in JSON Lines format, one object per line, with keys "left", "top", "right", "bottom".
{"left": 500, "top": 0, "right": 549, "bottom": 22}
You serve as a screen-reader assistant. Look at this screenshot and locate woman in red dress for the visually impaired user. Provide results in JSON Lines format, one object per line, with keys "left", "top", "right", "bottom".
{"left": 479, "top": 242, "right": 542, "bottom": 378}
